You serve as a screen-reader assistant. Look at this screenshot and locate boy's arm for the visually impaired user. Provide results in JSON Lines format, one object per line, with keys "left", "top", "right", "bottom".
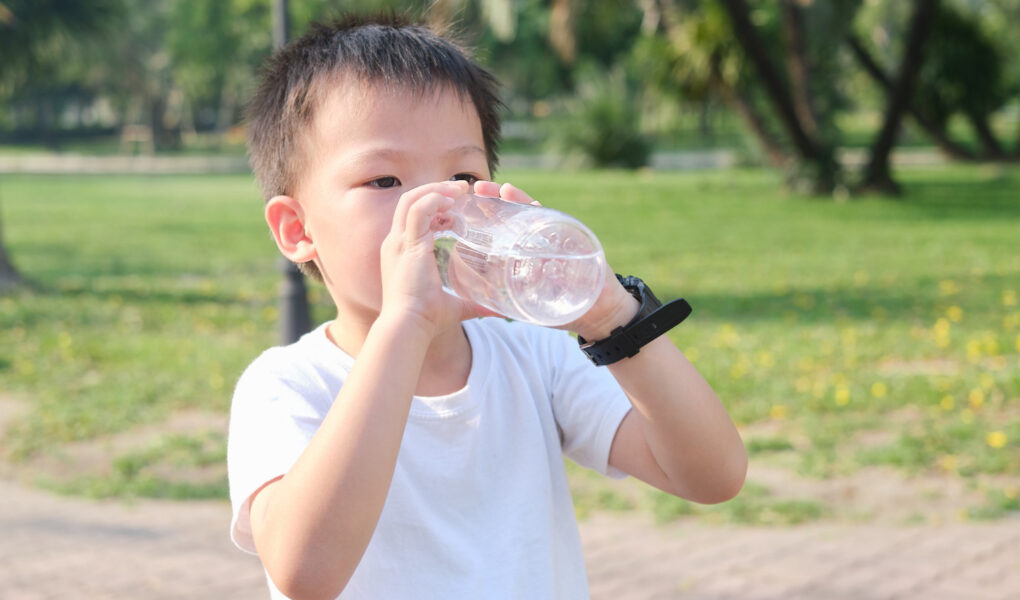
{"left": 576, "top": 283, "right": 748, "bottom": 504}
{"left": 248, "top": 314, "right": 431, "bottom": 600}
{"left": 482, "top": 181, "right": 746, "bottom": 503}
{"left": 250, "top": 182, "right": 472, "bottom": 600}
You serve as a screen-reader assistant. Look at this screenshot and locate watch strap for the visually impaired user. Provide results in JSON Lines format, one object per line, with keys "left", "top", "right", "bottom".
{"left": 578, "top": 275, "right": 692, "bottom": 366}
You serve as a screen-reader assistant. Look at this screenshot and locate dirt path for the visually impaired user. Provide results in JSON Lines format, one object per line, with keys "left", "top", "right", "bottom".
{"left": 2, "top": 477, "right": 1018, "bottom": 599}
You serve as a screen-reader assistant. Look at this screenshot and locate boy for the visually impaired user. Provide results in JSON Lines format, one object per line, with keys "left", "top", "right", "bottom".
{"left": 229, "top": 13, "right": 746, "bottom": 600}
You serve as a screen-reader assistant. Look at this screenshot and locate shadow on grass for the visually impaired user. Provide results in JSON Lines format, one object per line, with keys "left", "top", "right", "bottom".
{"left": 662, "top": 271, "right": 1016, "bottom": 324}
{"left": 38, "top": 281, "right": 258, "bottom": 307}
{"left": 897, "top": 175, "right": 1020, "bottom": 221}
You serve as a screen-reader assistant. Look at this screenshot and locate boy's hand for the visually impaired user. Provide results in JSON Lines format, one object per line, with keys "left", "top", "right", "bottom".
{"left": 473, "top": 181, "right": 639, "bottom": 340}
{"left": 379, "top": 180, "right": 497, "bottom": 335}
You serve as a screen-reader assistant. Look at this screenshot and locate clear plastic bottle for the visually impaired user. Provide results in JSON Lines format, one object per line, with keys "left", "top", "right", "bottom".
{"left": 432, "top": 191, "right": 606, "bottom": 326}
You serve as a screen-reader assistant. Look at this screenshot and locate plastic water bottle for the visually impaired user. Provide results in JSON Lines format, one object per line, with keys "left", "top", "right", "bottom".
{"left": 432, "top": 191, "right": 606, "bottom": 326}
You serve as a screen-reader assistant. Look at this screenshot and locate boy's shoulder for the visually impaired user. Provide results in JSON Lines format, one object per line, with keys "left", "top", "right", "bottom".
{"left": 236, "top": 323, "right": 350, "bottom": 390}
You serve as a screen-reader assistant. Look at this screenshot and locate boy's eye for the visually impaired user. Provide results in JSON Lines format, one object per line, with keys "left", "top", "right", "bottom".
{"left": 368, "top": 176, "right": 401, "bottom": 189}
{"left": 451, "top": 173, "right": 479, "bottom": 184}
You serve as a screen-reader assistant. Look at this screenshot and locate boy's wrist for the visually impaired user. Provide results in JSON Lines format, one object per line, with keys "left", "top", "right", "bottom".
{"left": 572, "top": 283, "right": 641, "bottom": 342}
{"left": 372, "top": 309, "right": 439, "bottom": 347}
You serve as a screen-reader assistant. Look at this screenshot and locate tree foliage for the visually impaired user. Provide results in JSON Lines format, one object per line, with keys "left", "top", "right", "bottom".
{"left": 1, "top": 0, "right": 1018, "bottom": 190}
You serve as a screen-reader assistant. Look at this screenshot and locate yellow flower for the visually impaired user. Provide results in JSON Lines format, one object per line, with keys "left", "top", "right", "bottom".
{"left": 1006, "top": 486, "right": 1019, "bottom": 500}
{"left": 937, "top": 455, "right": 958, "bottom": 472}
{"left": 770, "top": 404, "right": 788, "bottom": 420}
{"left": 934, "top": 320, "right": 951, "bottom": 348}
{"left": 835, "top": 387, "right": 851, "bottom": 406}
{"left": 940, "top": 395, "right": 955, "bottom": 411}
{"left": 946, "top": 306, "right": 963, "bottom": 322}
{"left": 1004, "top": 290, "right": 1017, "bottom": 307}
{"left": 756, "top": 351, "right": 776, "bottom": 368}
{"left": 969, "top": 388, "right": 985, "bottom": 409}
{"left": 715, "top": 324, "right": 740, "bottom": 347}
{"left": 939, "top": 280, "right": 960, "bottom": 296}
{"left": 986, "top": 431, "right": 1007, "bottom": 449}
{"left": 966, "top": 340, "right": 982, "bottom": 361}
{"left": 871, "top": 382, "right": 888, "bottom": 398}
{"left": 979, "top": 373, "right": 995, "bottom": 390}
{"left": 1016, "top": 333, "right": 1020, "bottom": 353}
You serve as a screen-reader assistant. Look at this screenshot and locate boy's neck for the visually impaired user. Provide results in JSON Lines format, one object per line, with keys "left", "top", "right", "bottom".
{"left": 326, "top": 317, "right": 472, "bottom": 397}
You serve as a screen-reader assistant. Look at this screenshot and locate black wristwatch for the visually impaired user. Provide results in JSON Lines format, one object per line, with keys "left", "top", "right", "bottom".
{"left": 577, "top": 275, "right": 692, "bottom": 366}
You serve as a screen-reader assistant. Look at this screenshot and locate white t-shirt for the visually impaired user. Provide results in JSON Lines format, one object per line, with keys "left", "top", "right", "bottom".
{"left": 228, "top": 317, "right": 632, "bottom": 600}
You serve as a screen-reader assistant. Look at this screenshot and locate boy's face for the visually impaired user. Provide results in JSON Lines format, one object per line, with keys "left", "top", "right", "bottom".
{"left": 288, "top": 80, "right": 490, "bottom": 322}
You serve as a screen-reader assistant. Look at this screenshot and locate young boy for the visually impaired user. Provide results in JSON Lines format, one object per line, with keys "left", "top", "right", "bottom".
{"left": 229, "top": 13, "right": 746, "bottom": 600}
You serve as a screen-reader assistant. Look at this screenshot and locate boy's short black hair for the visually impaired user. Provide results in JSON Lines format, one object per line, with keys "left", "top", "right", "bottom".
{"left": 246, "top": 13, "right": 504, "bottom": 280}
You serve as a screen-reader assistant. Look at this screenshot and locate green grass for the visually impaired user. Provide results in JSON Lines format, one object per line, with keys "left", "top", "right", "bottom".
{"left": 1, "top": 166, "right": 1018, "bottom": 522}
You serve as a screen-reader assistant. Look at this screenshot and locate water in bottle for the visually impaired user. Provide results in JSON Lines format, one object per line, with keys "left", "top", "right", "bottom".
{"left": 432, "top": 191, "right": 605, "bottom": 326}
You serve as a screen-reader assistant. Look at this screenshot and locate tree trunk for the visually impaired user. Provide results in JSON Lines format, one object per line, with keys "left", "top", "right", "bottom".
{"left": 846, "top": 33, "right": 976, "bottom": 161}
{"left": 0, "top": 197, "right": 23, "bottom": 293}
{"left": 717, "top": 0, "right": 837, "bottom": 193}
{"left": 859, "top": 0, "right": 940, "bottom": 195}
{"left": 549, "top": 0, "right": 577, "bottom": 64}
{"left": 966, "top": 112, "right": 1006, "bottom": 159}
{"left": 714, "top": 74, "right": 790, "bottom": 168}
{"left": 1014, "top": 116, "right": 1020, "bottom": 158}
{"left": 781, "top": 0, "right": 819, "bottom": 139}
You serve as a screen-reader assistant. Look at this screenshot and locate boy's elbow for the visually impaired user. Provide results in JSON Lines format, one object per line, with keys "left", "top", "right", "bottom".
{"left": 270, "top": 568, "right": 348, "bottom": 600}
{"left": 264, "top": 552, "right": 352, "bottom": 600}
{"left": 714, "top": 449, "right": 749, "bottom": 503}
{"left": 687, "top": 450, "right": 748, "bottom": 505}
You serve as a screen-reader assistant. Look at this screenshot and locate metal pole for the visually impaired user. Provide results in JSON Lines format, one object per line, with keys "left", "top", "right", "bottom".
{"left": 272, "top": 0, "right": 311, "bottom": 344}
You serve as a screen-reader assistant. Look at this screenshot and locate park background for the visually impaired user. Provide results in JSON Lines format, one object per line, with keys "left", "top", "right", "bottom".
{"left": 0, "top": 0, "right": 1018, "bottom": 591}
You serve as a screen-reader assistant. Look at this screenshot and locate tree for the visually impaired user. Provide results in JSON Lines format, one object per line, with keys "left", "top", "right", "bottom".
{"left": 634, "top": 1, "right": 792, "bottom": 167}
{"left": 706, "top": 0, "right": 852, "bottom": 193}
{"left": 849, "top": 1, "right": 1018, "bottom": 166}
{"left": 857, "top": 0, "right": 939, "bottom": 194}
{"left": 0, "top": 0, "right": 121, "bottom": 291}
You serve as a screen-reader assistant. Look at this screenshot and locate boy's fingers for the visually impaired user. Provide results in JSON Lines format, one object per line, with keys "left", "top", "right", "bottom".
{"left": 404, "top": 192, "right": 454, "bottom": 243}
{"left": 499, "top": 182, "right": 540, "bottom": 206}
{"left": 473, "top": 180, "right": 500, "bottom": 197}
{"left": 392, "top": 181, "right": 467, "bottom": 235}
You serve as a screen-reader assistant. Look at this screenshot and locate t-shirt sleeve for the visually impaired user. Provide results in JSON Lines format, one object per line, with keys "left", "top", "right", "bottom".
{"left": 544, "top": 329, "right": 632, "bottom": 479}
{"left": 227, "top": 350, "right": 327, "bottom": 554}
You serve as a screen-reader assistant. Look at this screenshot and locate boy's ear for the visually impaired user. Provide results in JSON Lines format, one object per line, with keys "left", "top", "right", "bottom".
{"left": 265, "top": 195, "right": 316, "bottom": 263}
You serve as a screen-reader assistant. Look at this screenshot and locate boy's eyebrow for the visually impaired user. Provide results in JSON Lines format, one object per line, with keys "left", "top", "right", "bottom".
{"left": 446, "top": 144, "right": 486, "bottom": 158}
{"left": 343, "top": 144, "right": 486, "bottom": 165}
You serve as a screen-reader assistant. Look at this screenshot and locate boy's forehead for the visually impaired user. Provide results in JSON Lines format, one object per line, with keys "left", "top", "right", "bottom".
{"left": 307, "top": 78, "right": 482, "bottom": 155}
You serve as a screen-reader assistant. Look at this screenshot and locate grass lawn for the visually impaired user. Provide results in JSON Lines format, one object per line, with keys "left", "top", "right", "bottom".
{"left": 1, "top": 166, "right": 1018, "bottom": 522}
